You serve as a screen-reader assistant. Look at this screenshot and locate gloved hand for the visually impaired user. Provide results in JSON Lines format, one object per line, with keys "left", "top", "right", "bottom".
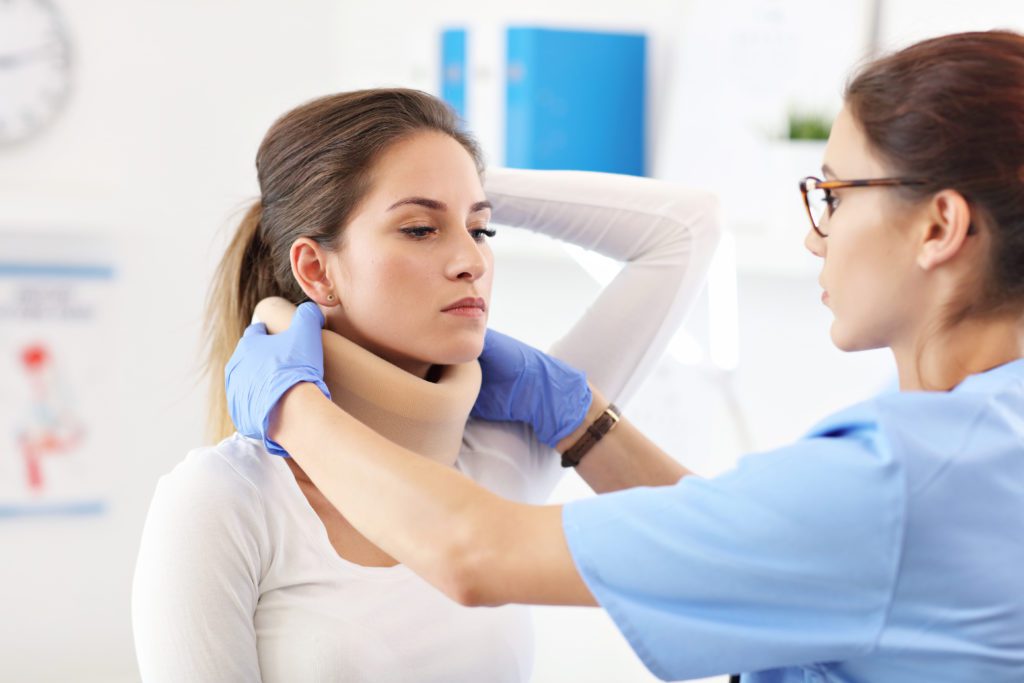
{"left": 225, "top": 301, "right": 331, "bottom": 456}
{"left": 471, "top": 328, "right": 592, "bottom": 447}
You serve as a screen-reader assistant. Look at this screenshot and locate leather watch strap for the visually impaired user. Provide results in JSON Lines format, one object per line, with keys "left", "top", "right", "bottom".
{"left": 560, "top": 403, "right": 621, "bottom": 468}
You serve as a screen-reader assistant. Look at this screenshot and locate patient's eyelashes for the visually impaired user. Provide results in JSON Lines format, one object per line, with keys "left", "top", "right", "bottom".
{"left": 400, "top": 226, "right": 436, "bottom": 239}
{"left": 399, "top": 226, "right": 497, "bottom": 241}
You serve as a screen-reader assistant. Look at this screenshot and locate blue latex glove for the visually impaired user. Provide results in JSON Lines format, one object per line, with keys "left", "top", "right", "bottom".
{"left": 225, "top": 301, "right": 331, "bottom": 456}
{"left": 471, "top": 328, "right": 592, "bottom": 447}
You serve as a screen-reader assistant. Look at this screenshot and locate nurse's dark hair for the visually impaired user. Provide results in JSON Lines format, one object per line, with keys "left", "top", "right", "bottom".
{"left": 844, "top": 30, "right": 1024, "bottom": 387}
{"left": 202, "top": 89, "right": 484, "bottom": 442}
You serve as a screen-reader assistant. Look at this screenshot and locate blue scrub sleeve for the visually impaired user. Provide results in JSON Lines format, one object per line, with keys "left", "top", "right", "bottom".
{"left": 562, "top": 407, "right": 905, "bottom": 681}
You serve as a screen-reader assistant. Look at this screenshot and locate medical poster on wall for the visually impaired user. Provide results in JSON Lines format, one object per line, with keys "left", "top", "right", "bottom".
{"left": 0, "top": 232, "right": 118, "bottom": 518}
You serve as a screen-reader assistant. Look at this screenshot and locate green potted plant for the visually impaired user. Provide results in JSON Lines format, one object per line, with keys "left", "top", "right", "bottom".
{"left": 786, "top": 111, "right": 832, "bottom": 141}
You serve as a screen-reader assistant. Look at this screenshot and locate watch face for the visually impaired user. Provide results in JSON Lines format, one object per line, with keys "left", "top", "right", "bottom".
{"left": 0, "top": 0, "right": 72, "bottom": 145}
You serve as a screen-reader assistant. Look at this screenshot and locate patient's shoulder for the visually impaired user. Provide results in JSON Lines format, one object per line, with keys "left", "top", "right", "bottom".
{"left": 155, "top": 434, "right": 276, "bottom": 515}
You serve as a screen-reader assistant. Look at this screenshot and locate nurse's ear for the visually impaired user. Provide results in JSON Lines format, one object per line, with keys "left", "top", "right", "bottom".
{"left": 290, "top": 237, "right": 341, "bottom": 306}
{"left": 916, "top": 189, "right": 973, "bottom": 271}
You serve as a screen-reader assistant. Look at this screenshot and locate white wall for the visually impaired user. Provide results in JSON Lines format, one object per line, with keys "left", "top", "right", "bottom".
{"left": 1, "top": 3, "right": 352, "bottom": 680}
{"left": 1, "top": 1, "right": 1021, "bottom": 681}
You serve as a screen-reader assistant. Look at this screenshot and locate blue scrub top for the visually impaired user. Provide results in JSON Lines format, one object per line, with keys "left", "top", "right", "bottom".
{"left": 563, "top": 359, "right": 1024, "bottom": 682}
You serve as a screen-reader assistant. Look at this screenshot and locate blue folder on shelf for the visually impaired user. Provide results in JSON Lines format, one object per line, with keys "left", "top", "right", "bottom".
{"left": 441, "top": 28, "right": 467, "bottom": 121}
{"left": 505, "top": 27, "right": 646, "bottom": 175}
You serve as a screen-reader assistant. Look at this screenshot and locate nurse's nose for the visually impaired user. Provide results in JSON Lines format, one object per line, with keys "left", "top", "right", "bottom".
{"left": 446, "top": 229, "right": 488, "bottom": 281}
{"left": 804, "top": 227, "right": 825, "bottom": 258}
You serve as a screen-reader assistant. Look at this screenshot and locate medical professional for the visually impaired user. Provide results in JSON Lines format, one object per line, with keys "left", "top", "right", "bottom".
{"left": 223, "top": 31, "right": 1024, "bottom": 682}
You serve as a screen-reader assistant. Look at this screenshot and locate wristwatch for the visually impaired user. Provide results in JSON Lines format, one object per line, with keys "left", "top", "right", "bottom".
{"left": 561, "top": 403, "right": 621, "bottom": 468}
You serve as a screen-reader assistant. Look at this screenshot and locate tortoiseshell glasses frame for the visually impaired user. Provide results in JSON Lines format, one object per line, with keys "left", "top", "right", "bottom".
{"left": 799, "top": 176, "right": 927, "bottom": 237}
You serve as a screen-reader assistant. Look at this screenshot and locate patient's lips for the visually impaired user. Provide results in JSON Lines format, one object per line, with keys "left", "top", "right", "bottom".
{"left": 442, "top": 297, "right": 487, "bottom": 318}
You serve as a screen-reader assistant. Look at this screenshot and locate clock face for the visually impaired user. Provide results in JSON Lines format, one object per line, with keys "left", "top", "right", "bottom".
{"left": 0, "top": 0, "right": 72, "bottom": 145}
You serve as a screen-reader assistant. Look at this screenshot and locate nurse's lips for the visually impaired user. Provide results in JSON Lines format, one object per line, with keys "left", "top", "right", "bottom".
{"left": 442, "top": 297, "right": 486, "bottom": 318}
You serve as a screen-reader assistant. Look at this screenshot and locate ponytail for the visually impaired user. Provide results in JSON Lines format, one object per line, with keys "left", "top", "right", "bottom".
{"left": 202, "top": 201, "right": 285, "bottom": 442}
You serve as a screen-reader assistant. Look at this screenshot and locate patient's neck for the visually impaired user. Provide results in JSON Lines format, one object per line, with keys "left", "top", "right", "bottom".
{"left": 252, "top": 297, "right": 479, "bottom": 466}
{"left": 318, "top": 330, "right": 479, "bottom": 468}
{"left": 325, "top": 319, "right": 434, "bottom": 380}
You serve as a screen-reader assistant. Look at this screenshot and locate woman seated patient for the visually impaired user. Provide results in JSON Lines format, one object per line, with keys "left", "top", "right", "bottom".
{"left": 131, "top": 88, "right": 720, "bottom": 682}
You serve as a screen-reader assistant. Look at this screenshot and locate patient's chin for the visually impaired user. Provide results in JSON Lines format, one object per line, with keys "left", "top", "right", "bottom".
{"left": 425, "top": 338, "right": 486, "bottom": 367}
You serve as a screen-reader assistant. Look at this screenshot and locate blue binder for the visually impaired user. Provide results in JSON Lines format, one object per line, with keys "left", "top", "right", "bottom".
{"left": 505, "top": 27, "right": 646, "bottom": 175}
{"left": 441, "top": 28, "right": 467, "bottom": 120}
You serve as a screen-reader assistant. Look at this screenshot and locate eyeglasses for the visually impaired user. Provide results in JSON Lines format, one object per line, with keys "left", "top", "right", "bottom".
{"left": 799, "top": 176, "right": 927, "bottom": 237}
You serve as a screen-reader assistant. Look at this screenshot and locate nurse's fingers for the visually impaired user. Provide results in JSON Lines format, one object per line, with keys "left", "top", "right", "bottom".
{"left": 242, "top": 322, "right": 268, "bottom": 338}
{"left": 291, "top": 301, "right": 326, "bottom": 333}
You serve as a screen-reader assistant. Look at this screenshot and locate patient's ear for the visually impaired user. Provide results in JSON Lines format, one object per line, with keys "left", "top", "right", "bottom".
{"left": 290, "top": 237, "right": 338, "bottom": 306}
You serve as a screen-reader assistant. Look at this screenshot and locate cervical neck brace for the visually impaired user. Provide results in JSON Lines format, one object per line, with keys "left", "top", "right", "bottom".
{"left": 253, "top": 297, "right": 480, "bottom": 467}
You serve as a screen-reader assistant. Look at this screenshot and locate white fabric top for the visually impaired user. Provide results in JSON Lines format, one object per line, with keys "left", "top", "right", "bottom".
{"left": 131, "top": 168, "right": 721, "bottom": 682}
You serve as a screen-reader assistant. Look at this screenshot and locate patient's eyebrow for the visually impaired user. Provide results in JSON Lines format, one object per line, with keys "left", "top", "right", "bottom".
{"left": 388, "top": 197, "right": 444, "bottom": 211}
{"left": 387, "top": 197, "right": 493, "bottom": 213}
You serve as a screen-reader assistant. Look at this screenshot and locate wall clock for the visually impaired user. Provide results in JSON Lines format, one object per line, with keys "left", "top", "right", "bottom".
{"left": 0, "top": 0, "right": 72, "bottom": 145}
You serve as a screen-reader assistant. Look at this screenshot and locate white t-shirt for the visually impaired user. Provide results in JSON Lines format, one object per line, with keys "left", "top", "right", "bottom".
{"left": 131, "top": 168, "right": 721, "bottom": 682}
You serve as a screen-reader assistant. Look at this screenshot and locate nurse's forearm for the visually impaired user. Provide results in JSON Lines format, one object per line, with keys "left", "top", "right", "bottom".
{"left": 270, "top": 382, "right": 597, "bottom": 608}
{"left": 557, "top": 386, "right": 693, "bottom": 493}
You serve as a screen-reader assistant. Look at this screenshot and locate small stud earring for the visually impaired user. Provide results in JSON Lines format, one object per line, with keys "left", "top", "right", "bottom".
{"left": 327, "top": 294, "right": 335, "bottom": 301}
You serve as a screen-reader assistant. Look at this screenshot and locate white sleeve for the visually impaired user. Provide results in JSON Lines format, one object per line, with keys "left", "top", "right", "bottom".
{"left": 461, "top": 169, "right": 720, "bottom": 504}
{"left": 131, "top": 450, "right": 267, "bottom": 682}
{"left": 484, "top": 167, "right": 721, "bottom": 405}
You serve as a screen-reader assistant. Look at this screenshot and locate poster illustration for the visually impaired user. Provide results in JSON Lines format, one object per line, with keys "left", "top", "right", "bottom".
{"left": 0, "top": 232, "right": 117, "bottom": 517}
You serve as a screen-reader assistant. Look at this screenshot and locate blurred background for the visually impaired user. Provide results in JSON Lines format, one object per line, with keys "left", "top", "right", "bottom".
{"left": 1, "top": 1, "right": 1021, "bottom": 681}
